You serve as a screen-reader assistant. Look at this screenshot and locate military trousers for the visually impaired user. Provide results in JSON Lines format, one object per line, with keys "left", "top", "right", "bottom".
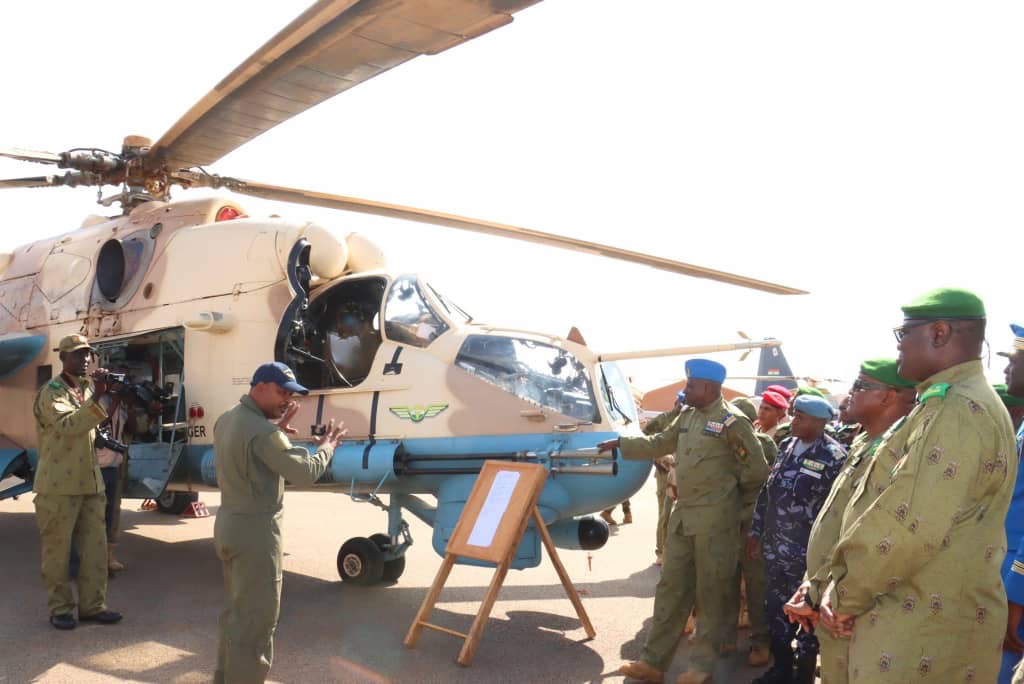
{"left": 817, "top": 622, "right": 850, "bottom": 684}
{"left": 764, "top": 547, "right": 818, "bottom": 659}
{"left": 654, "top": 469, "right": 672, "bottom": 556}
{"left": 723, "top": 521, "right": 769, "bottom": 649}
{"left": 214, "top": 511, "right": 283, "bottom": 684}
{"left": 642, "top": 520, "right": 738, "bottom": 673}
{"left": 34, "top": 492, "right": 108, "bottom": 616}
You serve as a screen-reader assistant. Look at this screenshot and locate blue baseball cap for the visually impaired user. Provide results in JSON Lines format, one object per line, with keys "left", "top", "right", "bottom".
{"left": 684, "top": 358, "right": 727, "bottom": 384}
{"left": 251, "top": 362, "right": 309, "bottom": 395}
{"left": 793, "top": 394, "right": 835, "bottom": 420}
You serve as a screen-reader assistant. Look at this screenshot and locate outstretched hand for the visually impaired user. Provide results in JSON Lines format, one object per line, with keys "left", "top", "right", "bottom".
{"left": 314, "top": 418, "right": 347, "bottom": 452}
{"left": 276, "top": 402, "right": 299, "bottom": 434}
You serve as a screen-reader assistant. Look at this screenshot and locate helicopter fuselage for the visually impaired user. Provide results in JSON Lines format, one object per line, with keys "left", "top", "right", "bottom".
{"left": 0, "top": 198, "right": 651, "bottom": 571}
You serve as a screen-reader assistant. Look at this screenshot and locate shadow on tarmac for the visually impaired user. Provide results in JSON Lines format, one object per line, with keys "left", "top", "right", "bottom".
{"left": 1, "top": 509, "right": 672, "bottom": 683}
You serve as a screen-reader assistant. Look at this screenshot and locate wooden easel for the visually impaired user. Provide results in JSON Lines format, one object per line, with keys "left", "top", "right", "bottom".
{"left": 404, "top": 461, "right": 595, "bottom": 666}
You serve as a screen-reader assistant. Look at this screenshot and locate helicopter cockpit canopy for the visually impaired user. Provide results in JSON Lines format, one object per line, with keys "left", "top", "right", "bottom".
{"left": 455, "top": 335, "right": 600, "bottom": 423}
{"left": 383, "top": 275, "right": 449, "bottom": 348}
{"left": 284, "top": 273, "right": 457, "bottom": 390}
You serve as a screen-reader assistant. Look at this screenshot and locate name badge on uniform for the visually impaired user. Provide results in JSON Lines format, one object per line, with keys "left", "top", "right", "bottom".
{"left": 799, "top": 458, "right": 824, "bottom": 478}
{"left": 703, "top": 420, "right": 724, "bottom": 437}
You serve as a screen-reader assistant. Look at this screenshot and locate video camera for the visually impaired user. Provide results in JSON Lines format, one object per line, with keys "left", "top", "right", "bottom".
{"left": 100, "top": 372, "right": 172, "bottom": 415}
{"left": 95, "top": 425, "right": 129, "bottom": 454}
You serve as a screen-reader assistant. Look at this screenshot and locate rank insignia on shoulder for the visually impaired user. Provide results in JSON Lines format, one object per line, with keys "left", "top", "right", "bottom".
{"left": 48, "top": 380, "right": 61, "bottom": 389}
{"left": 722, "top": 413, "right": 736, "bottom": 427}
{"left": 920, "top": 383, "right": 951, "bottom": 403}
{"left": 703, "top": 421, "right": 724, "bottom": 436}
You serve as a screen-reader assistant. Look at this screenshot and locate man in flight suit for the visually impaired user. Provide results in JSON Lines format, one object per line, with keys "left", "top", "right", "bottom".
{"left": 213, "top": 362, "right": 346, "bottom": 683}
{"left": 602, "top": 358, "right": 767, "bottom": 684}
{"left": 33, "top": 333, "right": 123, "bottom": 630}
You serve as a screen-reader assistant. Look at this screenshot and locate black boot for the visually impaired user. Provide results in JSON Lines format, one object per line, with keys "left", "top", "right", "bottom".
{"left": 751, "top": 640, "right": 793, "bottom": 684}
{"left": 793, "top": 652, "right": 817, "bottom": 684}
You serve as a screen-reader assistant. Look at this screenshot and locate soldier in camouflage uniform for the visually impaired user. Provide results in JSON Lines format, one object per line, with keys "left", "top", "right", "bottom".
{"left": 749, "top": 394, "right": 846, "bottom": 683}
{"left": 644, "top": 391, "right": 686, "bottom": 565}
{"left": 756, "top": 388, "right": 790, "bottom": 451}
{"left": 783, "top": 359, "right": 916, "bottom": 684}
{"left": 724, "top": 396, "right": 774, "bottom": 666}
{"left": 830, "top": 394, "right": 862, "bottom": 449}
{"left": 820, "top": 288, "right": 1016, "bottom": 683}
{"left": 605, "top": 359, "right": 767, "bottom": 684}
{"left": 33, "top": 334, "right": 123, "bottom": 630}
{"left": 214, "top": 362, "right": 346, "bottom": 684}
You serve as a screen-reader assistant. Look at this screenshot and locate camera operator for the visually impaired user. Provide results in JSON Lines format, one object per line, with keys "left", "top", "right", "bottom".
{"left": 94, "top": 369, "right": 139, "bottom": 574}
{"left": 33, "top": 334, "right": 122, "bottom": 630}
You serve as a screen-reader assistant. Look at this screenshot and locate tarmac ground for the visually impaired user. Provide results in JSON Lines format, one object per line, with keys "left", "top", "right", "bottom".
{"left": 0, "top": 475, "right": 768, "bottom": 683}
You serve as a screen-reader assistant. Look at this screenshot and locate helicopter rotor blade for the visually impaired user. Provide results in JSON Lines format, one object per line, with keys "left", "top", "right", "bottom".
{"left": 600, "top": 339, "right": 783, "bottom": 362}
{"left": 151, "top": 0, "right": 541, "bottom": 171}
{"left": 0, "top": 172, "right": 101, "bottom": 190}
{"left": 209, "top": 176, "right": 807, "bottom": 295}
{"left": 0, "top": 148, "right": 63, "bottom": 165}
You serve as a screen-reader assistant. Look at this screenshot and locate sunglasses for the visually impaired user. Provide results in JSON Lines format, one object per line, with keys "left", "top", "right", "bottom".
{"left": 892, "top": 320, "right": 932, "bottom": 344}
{"left": 850, "top": 379, "right": 892, "bottom": 393}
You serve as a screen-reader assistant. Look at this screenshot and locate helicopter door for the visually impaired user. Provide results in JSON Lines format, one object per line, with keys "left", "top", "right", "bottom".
{"left": 92, "top": 328, "right": 186, "bottom": 500}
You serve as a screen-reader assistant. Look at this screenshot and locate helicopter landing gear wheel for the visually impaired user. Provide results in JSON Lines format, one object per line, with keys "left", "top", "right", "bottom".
{"left": 337, "top": 537, "right": 384, "bottom": 585}
{"left": 369, "top": 533, "right": 407, "bottom": 583}
{"left": 156, "top": 490, "right": 198, "bottom": 515}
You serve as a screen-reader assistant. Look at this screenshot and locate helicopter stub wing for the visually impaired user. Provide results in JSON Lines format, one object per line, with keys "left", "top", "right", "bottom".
{"left": 151, "top": 0, "right": 542, "bottom": 171}
{"left": 194, "top": 175, "right": 807, "bottom": 294}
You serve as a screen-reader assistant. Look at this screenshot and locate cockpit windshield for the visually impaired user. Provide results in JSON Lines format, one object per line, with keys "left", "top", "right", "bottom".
{"left": 598, "top": 362, "right": 639, "bottom": 425}
{"left": 426, "top": 282, "right": 472, "bottom": 324}
{"left": 455, "top": 335, "right": 599, "bottom": 422}
{"left": 384, "top": 275, "right": 449, "bottom": 347}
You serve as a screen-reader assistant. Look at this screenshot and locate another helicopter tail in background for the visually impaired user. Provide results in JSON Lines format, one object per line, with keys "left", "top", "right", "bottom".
{"left": 754, "top": 340, "right": 798, "bottom": 396}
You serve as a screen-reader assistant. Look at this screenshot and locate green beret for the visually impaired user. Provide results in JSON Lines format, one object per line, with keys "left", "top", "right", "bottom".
{"left": 994, "top": 384, "right": 1024, "bottom": 408}
{"left": 795, "top": 386, "right": 826, "bottom": 398}
{"left": 860, "top": 358, "right": 916, "bottom": 389}
{"left": 731, "top": 397, "right": 758, "bottom": 422}
{"left": 901, "top": 287, "right": 985, "bottom": 320}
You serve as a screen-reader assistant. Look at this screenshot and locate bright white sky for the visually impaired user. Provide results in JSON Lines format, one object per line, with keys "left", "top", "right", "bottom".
{"left": 1, "top": 1, "right": 1021, "bottom": 395}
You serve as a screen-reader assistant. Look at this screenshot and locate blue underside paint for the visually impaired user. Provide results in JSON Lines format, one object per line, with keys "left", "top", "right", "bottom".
{"left": 0, "top": 335, "right": 45, "bottom": 380}
{"left": 0, "top": 448, "right": 33, "bottom": 500}
{"left": 165, "top": 430, "right": 650, "bottom": 568}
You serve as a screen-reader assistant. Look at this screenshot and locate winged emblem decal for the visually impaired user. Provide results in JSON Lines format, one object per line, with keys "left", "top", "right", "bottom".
{"left": 389, "top": 403, "right": 449, "bottom": 423}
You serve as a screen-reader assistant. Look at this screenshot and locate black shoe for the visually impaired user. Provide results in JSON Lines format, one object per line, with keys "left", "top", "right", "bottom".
{"left": 50, "top": 614, "right": 77, "bottom": 630}
{"left": 79, "top": 610, "right": 122, "bottom": 624}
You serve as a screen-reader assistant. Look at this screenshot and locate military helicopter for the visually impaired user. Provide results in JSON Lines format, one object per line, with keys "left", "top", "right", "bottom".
{"left": 0, "top": 0, "right": 804, "bottom": 585}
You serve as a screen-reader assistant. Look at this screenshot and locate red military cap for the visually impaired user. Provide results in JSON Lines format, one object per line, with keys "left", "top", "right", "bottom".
{"left": 761, "top": 390, "right": 790, "bottom": 410}
{"left": 765, "top": 384, "right": 794, "bottom": 400}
